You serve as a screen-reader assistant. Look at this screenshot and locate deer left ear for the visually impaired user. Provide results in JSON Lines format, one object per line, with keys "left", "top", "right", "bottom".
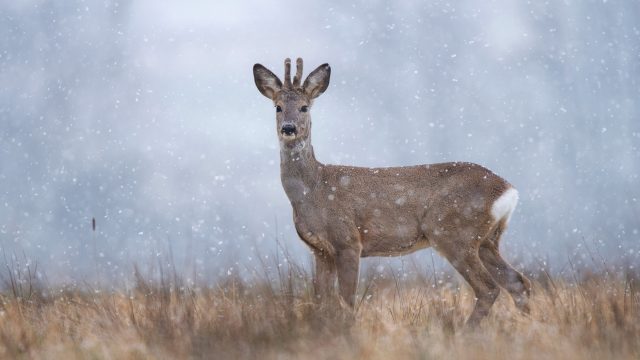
{"left": 303, "top": 64, "right": 331, "bottom": 99}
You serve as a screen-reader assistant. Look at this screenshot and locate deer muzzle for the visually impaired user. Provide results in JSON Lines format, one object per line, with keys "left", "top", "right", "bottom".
{"left": 281, "top": 124, "right": 297, "bottom": 138}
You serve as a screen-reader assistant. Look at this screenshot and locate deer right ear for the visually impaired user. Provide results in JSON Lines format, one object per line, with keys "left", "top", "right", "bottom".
{"left": 253, "top": 64, "right": 282, "bottom": 100}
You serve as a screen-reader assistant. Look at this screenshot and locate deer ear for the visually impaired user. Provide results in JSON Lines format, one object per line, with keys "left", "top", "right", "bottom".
{"left": 303, "top": 63, "right": 331, "bottom": 99}
{"left": 253, "top": 64, "right": 282, "bottom": 100}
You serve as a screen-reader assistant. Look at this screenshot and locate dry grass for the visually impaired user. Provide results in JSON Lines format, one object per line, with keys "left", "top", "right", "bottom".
{"left": 0, "top": 259, "right": 638, "bottom": 360}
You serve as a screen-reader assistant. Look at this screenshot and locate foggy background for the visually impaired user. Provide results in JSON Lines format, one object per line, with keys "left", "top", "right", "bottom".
{"left": 1, "top": 0, "right": 638, "bottom": 285}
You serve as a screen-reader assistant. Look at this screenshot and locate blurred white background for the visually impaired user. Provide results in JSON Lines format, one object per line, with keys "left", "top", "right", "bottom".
{"left": 1, "top": 0, "right": 638, "bottom": 284}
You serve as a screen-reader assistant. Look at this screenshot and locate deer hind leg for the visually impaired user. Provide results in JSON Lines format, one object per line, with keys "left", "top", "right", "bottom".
{"left": 441, "top": 246, "right": 500, "bottom": 327}
{"left": 478, "top": 223, "right": 531, "bottom": 313}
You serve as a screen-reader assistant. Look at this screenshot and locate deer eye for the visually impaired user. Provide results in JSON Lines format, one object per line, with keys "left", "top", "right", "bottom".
{"left": 300, "top": 106, "right": 308, "bottom": 113}
{"left": 276, "top": 105, "right": 282, "bottom": 112}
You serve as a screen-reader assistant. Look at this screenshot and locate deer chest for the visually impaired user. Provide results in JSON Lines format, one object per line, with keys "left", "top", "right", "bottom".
{"left": 292, "top": 210, "right": 336, "bottom": 257}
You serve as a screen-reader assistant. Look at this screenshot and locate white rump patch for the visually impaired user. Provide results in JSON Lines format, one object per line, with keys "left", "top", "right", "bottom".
{"left": 491, "top": 187, "right": 519, "bottom": 223}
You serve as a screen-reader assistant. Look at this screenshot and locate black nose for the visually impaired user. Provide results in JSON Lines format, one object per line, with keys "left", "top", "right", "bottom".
{"left": 281, "top": 124, "right": 297, "bottom": 136}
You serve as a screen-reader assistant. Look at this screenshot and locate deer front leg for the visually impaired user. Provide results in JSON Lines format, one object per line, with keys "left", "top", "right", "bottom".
{"left": 313, "top": 252, "right": 336, "bottom": 303}
{"left": 336, "top": 247, "right": 361, "bottom": 308}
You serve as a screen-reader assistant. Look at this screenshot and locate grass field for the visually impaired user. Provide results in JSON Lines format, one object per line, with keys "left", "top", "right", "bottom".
{"left": 0, "top": 257, "right": 638, "bottom": 359}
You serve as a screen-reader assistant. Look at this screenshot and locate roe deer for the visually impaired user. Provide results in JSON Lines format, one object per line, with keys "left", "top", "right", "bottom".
{"left": 253, "top": 58, "right": 531, "bottom": 326}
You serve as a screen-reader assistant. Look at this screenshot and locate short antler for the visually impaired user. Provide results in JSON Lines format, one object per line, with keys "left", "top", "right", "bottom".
{"left": 293, "top": 58, "right": 303, "bottom": 88}
{"left": 283, "top": 58, "right": 292, "bottom": 89}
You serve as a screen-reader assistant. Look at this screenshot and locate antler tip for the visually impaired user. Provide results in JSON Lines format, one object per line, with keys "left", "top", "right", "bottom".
{"left": 283, "top": 58, "right": 292, "bottom": 88}
{"left": 293, "top": 57, "right": 304, "bottom": 88}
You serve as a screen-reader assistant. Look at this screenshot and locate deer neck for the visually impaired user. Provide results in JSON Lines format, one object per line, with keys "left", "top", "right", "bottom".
{"left": 279, "top": 137, "right": 322, "bottom": 204}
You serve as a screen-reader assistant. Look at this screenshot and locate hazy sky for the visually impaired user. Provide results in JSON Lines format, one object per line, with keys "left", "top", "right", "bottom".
{"left": 1, "top": 0, "right": 638, "bottom": 284}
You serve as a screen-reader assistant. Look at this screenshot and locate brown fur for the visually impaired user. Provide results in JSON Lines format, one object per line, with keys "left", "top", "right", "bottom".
{"left": 253, "top": 58, "right": 530, "bottom": 325}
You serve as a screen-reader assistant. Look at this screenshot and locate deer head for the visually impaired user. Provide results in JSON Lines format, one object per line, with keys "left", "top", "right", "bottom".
{"left": 253, "top": 58, "right": 330, "bottom": 147}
